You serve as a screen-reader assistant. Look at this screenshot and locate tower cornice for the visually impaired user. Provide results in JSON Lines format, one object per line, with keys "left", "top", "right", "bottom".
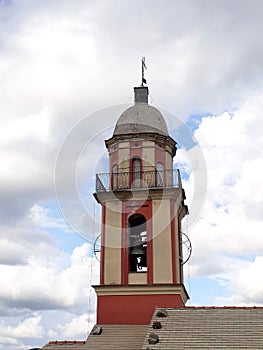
{"left": 105, "top": 132, "right": 177, "bottom": 157}
{"left": 93, "top": 283, "right": 189, "bottom": 303}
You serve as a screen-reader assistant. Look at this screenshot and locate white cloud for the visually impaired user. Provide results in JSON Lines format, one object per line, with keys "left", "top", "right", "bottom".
{"left": 183, "top": 94, "right": 263, "bottom": 304}
{"left": 0, "top": 336, "right": 23, "bottom": 350}
{"left": 57, "top": 314, "right": 93, "bottom": 338}
{"left": 233, "top": 156, "right": 263, "bottom": 220}
{"left": 0, "top": 240, "right": 99, "bottom": 348}
{"left": 0, "top": 106, "right": 50, "bottom": 143}
{"left": 0, "top": 243, "right": 98, "bottom": 311}
{"left": 0, "top": 315, "right": 44, "bottom": 338}
{"left": 229, "top": 256, "right": 263, "bottom": 304}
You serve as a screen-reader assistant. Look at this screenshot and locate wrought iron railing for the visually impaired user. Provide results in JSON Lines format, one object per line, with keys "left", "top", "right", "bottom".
{"left": 95, "top": 169, "right": 182, "bottom": 192}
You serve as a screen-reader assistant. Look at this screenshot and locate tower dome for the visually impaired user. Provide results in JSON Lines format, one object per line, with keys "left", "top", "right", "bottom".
{"left": 113, "top": 103, "right": 168, "bottom": 136}
{"left": 113, "top": 86, "right": 168, "bottom": 136}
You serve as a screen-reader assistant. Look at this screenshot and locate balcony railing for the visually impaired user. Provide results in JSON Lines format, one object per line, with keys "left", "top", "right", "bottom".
{"left": 95, "top": 169, "right": 182, "bottom": 192}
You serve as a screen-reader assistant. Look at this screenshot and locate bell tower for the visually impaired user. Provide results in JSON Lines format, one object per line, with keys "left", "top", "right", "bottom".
{"left": 93, "top": 84, "right": 189, "bottom": 325}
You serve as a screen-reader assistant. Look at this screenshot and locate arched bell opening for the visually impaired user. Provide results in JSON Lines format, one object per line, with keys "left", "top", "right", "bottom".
{"left": 128, "top": 214, "right": 147, "bottom": 272}
{"left": 131, "top": 157, "right": 141, "bottom": 188}
{"left": 156, "top": 161, "right": 164, "bottom": 187}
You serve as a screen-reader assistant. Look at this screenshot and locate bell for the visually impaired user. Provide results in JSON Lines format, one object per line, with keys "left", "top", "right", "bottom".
{"left": 130, "top": 245, "right": 146, "bottom": 255}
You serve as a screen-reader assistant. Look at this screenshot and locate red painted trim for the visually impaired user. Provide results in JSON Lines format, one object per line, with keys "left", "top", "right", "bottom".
{"left": 170, "top": 200, "right": 176, "bottom": 284}
{"left": 121, "top": 200, "right": 153, "bottom": 285}
{"left": 97, "top": 293, "right": 185, "bottom": 324}
{"left": 100, "top": 205, "right": 106, "bottom": 285}
{"left": 147, "top": 201, "right": 153, "bottom": 285}
{"left": 130, "top": 140, "right": 142, "bottom": 148}
{"left": 178, "top": 215, "right": 183, "bottom": 283}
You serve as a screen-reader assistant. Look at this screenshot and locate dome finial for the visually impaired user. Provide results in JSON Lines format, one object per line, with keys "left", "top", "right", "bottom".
{"left": 141, "top": 56, "right": 147, "bottom": 87}
{"left": 134, "top": 57, "right": 149, "bottom": 104}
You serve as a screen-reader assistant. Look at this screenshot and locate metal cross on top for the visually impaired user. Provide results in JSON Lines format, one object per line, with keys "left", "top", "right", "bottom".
{"left": 141, "top": 56, "right": 147, "bottom": 86}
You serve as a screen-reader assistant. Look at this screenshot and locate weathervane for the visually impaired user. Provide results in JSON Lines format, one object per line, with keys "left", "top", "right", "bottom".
{"left": 141, "top": 56, "right": 147, "bottom": 86}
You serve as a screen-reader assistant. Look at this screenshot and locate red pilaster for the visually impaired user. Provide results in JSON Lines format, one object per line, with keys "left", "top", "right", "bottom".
{"left": 121, "top": 210, "right": 128, "bottom": 285}
{"left": 147, "top": 208, "right": 153, "bottom": 285}
{"left": 170, "top": 200, "right": 177, "bottom": 284}
{"left": 100, "top": 205, "right": 106, "bottom": 285}
{"left": 178, "top": 214, "right": 183, "bottom": 284}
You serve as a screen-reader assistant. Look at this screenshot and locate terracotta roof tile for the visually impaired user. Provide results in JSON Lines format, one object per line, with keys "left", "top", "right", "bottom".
{"left": 42, "top": 340, "right": 86, "bottom": 349}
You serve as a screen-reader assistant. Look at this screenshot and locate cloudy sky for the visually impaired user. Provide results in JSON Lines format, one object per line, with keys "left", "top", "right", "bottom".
{"left": 1, "top": 0, "right": 263, "bottom": 349}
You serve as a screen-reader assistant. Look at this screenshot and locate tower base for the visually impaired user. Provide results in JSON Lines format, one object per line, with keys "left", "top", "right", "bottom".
{"left": 93, "top": 284, "right": 189, "bottom": 325}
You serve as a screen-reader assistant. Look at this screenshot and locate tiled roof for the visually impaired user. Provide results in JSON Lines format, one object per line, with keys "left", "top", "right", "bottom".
{"left": 42, "top": 307, "right": 263, "bottom": 349}
{"left": 85, "top": 324, "right": 148, "bottom": 350}
{"left": 42, "top": 325, "right": 147, "bottom": 350}
{"left": 142, "top": 306, "right": 263, "bottom": 349}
